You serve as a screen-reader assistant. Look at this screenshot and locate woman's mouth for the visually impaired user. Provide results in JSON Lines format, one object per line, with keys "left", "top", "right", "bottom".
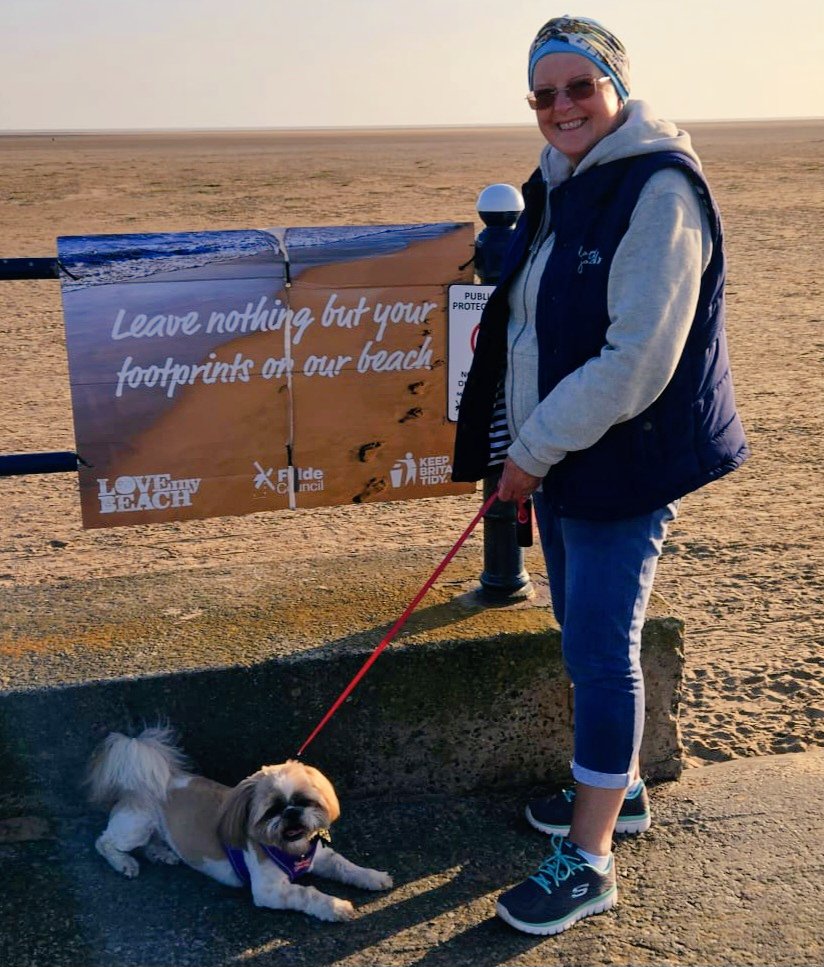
{"left": 557, "top": 119, "right": 586, "bottom": 131}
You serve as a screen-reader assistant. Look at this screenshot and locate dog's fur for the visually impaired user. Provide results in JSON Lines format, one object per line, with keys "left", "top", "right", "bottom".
{"left": 87, "top": 727, "right": 392, "bottom": 921}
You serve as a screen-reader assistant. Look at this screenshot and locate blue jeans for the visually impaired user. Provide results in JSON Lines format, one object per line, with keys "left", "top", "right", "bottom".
{"left": 533, "top": 492, "right": 678, "bottom": 789}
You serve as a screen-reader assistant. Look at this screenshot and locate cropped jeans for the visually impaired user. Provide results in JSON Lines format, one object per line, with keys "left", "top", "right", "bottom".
{"left": 533, "top": 491, "right": 678, "bottom": 789}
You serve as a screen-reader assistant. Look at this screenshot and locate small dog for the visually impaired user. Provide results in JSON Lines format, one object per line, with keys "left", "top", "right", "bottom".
{"left": 87, "top": 727, "right": 392, "bottom": 921}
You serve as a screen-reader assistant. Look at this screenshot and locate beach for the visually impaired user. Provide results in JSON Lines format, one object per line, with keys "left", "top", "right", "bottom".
{"left": 0, "top": 120, "right": 822, "bottom": 767}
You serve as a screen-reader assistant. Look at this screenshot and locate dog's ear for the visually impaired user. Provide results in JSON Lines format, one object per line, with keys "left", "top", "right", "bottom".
{"left": 217, "top": 777, "right": 257, "bottom": 848}
{"left": 302, "top": 764, "right": 340, "bottom": 824}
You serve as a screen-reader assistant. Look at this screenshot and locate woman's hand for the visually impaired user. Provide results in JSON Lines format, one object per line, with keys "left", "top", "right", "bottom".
{"left": 497, "top": 457, "right": 542, "bottom": 504}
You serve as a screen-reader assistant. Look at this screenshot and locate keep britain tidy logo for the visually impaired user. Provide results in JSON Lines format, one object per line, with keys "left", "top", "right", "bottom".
{"left": 389, "top": 453, "right": 453, "bottom": 487}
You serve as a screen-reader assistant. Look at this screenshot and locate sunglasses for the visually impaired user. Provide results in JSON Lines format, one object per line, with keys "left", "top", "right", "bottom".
{"left": 526, "top": 75, "right": 612, "bottom": 111}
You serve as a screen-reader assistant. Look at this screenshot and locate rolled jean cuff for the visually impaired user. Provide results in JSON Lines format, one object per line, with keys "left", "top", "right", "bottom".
{"left": 571, "top": 759, "right": 634, "bottom": 790}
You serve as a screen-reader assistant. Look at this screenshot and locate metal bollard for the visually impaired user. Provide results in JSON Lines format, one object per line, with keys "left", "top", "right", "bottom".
{"left": 479, "top": 470, "right": 532, "bottom": 601}
{"left": 474, "top": 184, "right": 533, "bottom": 602}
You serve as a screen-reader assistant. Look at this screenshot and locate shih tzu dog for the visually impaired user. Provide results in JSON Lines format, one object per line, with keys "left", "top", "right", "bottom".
{"left": 87, "top": 727, "right": 392, "bottom": 922}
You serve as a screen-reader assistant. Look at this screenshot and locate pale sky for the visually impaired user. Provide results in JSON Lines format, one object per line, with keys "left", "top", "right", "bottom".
{"left": 3, "top": 0, "right": 822, "bottom": 131}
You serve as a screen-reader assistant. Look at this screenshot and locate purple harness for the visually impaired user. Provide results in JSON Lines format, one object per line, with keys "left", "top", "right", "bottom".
{"left": 224, "top": 839, "right": 318, "bottom": 884}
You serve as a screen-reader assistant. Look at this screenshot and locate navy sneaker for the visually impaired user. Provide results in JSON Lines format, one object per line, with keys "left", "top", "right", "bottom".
{"left": 526, "top": 780, "right": 651, "bottom": 836}
{"left": 496, "top": 835, "right": 617, "bottom": 935}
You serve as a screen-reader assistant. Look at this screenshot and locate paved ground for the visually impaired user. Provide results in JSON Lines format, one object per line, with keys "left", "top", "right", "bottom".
{"left": 2, "top": 748, "right": 821, "bottom": 967}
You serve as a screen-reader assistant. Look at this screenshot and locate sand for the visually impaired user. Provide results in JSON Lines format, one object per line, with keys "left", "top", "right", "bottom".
{"left": 0, "top": 120, "right": 822, "bottom": 768}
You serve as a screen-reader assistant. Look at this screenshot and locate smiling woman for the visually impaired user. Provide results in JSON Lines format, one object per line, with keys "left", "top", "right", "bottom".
{"left": 530, "top": 55, "right": 623, "bottom": 167}
{"left": 452, "top": 13, "right": 749, "bottom": 938}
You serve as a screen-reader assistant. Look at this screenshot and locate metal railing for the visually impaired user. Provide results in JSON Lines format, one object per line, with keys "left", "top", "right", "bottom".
{"left": 0, "top": 258, "right": 83, "bottom": 475}
{"left": 0, "top": 258, "right": 60, "bottom": 280}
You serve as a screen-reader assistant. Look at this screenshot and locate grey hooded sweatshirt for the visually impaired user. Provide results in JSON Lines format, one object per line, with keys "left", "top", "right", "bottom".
{"left": 505, "top": 99, "right": 714, "bottom": 480}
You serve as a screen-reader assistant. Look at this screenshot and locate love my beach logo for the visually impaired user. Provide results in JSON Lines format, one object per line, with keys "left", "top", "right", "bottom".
{"left": 58, "top": 224, "right": 476, "bottom": 528}
{"left": 97, "top": 473, "right": 201, "bottom": 514}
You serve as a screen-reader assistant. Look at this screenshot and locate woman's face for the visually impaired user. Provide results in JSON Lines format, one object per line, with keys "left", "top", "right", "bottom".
{"left": 532, "top": 52, "right": 623, "bottom": 166}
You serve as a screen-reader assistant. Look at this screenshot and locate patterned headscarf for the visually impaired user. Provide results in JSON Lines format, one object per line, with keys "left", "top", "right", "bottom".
{"left": 528, "top": 15, "right": 630, "bottom": 101}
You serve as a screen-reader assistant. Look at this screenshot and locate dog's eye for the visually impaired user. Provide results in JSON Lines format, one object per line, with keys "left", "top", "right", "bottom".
{"left": 260, "top": 795, "right": 287, "bottom": 821}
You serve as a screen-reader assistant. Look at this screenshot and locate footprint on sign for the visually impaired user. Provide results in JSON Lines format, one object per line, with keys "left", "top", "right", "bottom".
{"left": 357, "top": 442, "right": 382, "bottom": 463}
{"left": 353, "top": 477, "right": 387, "bottom": 503}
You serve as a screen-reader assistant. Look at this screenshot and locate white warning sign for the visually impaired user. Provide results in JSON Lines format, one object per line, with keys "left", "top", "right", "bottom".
{"left": 447, "top": 283, "right": 494, "bottom": 421}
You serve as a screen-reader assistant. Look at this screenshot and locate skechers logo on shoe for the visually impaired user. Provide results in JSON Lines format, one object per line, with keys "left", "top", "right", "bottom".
{"left": 571, "top": 884, "right": 589, "bottom": 899}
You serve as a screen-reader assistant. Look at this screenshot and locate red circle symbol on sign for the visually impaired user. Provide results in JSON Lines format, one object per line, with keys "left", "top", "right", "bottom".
{"left": 470, "top": 324, "right": 480, "bottom": 352}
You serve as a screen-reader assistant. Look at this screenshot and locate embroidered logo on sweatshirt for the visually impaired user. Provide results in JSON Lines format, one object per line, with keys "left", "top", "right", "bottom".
{"left": 577, "top": 247, "right": 603, "bottom": 274}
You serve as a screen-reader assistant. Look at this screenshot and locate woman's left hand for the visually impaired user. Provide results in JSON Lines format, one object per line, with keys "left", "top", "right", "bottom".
{"left": 497, "top": 457, "right": 542, "bottom": 504}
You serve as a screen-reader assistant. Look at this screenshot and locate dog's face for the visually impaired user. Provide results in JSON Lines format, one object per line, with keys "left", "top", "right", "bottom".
{"left": 218, "top": 760, "right": 340, "bottom": 856}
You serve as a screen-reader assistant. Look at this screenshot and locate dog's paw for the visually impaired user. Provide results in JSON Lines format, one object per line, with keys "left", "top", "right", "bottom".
{"left": 144, "top": 841, "right": 180, "bottom": 865}
{"left": 326, "top": 898, "right": 357, "bottom": 922}
{"left": 361, "top": 869, "right": 393, "bottom": 891}
{"left": 120, "top": 855, "right": 141, "bottom": 878}
{"left": 96, "top": 837, "right": 140, "bottom": 878}
{"left": 108, "top": 852, "right": 140, "bottom": 878}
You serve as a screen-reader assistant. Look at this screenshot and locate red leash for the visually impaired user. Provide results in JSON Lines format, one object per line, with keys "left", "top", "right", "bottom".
{"left": 295, "top": 490, "right": 500, "bottom": 758}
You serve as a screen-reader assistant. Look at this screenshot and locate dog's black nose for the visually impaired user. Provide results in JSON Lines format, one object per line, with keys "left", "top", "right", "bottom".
{"left": 282, "top": 805, "right": 303, "bottom": 821}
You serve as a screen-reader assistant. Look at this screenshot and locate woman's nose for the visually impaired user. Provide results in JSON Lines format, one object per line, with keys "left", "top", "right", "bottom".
{"left": 553, "top": 89, "right": 575, "bottom": 110}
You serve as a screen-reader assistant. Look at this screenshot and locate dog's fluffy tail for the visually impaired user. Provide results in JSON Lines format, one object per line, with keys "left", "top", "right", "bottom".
{"left": 86, "top": 726, "right": 191, "bottom": 807}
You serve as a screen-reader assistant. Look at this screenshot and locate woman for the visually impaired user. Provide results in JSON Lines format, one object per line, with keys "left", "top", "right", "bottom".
{"left": 452, "top": 16, "right": 748, "bottom": 936}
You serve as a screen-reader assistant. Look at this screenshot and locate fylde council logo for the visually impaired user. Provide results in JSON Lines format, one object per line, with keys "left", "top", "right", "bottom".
{"left": 253, "top": 462, "right": 325, "bottom": 495}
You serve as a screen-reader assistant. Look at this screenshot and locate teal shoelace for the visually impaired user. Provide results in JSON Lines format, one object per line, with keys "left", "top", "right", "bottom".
{"left": 529, "top": 835, "right": 585, "bottom": 893}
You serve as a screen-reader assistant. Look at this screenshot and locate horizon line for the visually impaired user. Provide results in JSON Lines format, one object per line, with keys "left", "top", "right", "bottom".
{"left": 2, "top": 115, "right": 824, "bottom": 137}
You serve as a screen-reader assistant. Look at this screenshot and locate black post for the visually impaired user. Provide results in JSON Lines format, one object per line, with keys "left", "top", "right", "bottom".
{"left": 479, "top": 470, "right": 532, "bottom": 600}
{"left": 474, "top": 184, "right": 532, "bottom": 603}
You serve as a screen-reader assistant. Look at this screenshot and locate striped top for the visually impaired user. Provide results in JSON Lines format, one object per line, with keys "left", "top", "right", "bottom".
{"left": 488, "top": 377, "right": 512, "bottom": 469}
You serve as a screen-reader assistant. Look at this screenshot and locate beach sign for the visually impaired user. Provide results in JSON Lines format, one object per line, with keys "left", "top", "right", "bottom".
{"left": 57, "top": 224, "right": 476, "bottom": 529}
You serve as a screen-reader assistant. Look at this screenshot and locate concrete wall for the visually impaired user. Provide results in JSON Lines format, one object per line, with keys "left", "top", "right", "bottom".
{"left": 0, "top": 586, "right": 684, "bottom": 818}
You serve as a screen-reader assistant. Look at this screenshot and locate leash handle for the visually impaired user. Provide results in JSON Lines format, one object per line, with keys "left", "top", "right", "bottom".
{"left": 517, "top": 497, "right": 533, "bottom": 547}
{"left": 295, "top": 490, "right": 499, "bottom": 758}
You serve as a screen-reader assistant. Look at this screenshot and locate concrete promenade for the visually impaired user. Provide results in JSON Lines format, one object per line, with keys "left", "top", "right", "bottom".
{"left": 1, "top": 537, "right": 821, "bottom": 965}
{"left": 1, "top": 750, "right": 822, "bottom": 966}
